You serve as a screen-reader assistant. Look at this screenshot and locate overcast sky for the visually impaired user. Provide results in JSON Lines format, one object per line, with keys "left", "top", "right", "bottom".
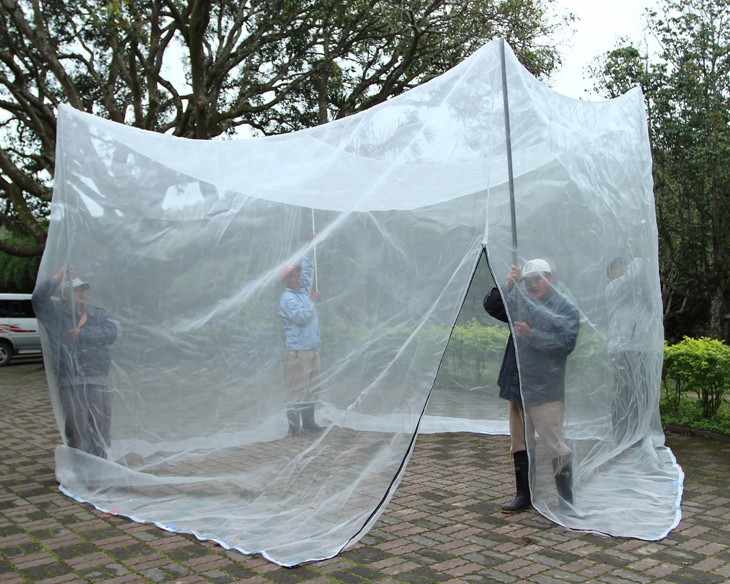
{"left": 549, "top": 0, "right": 653, "bottom": 100}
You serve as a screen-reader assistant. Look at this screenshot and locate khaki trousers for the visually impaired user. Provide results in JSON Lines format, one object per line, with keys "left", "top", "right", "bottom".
{"left": 509, "top": 400, "right": 571, "bottom": 458}
{"left": 286, "top": 350, "right": 321, "bottom": 403}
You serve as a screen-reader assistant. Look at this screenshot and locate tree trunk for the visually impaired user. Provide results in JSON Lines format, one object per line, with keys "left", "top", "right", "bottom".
{"left": 710, "top": 285, "right": 730, "bottom": 342}
{"left": 189, "top": 0, "right": 212, "bottom": 139}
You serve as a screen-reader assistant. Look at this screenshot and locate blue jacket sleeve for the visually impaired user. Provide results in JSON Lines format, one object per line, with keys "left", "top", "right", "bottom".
{"left": 79, "top": 308, "right": 118, "bottom": 345}
{"left": 280, "top": 291, "right": 317, "bottom": 326}
{"left": 31, "top": 278, "right": 59, "bottom": 320}
{"left": 528, "top": 301, "right": 580, "bottom": 356}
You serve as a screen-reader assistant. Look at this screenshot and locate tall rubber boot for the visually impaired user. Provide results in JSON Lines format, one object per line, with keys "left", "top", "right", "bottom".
{"left": 502, "top": 450, "right": 532, "bottom": 513}
{"left": 287, "top": 407, "right": 306, "bottom": 436}
{"left": 300, "top": 402, "right": 327, "bottom": 432}
{"left": 552, "top": 454, "right": 574, "bottom": 512}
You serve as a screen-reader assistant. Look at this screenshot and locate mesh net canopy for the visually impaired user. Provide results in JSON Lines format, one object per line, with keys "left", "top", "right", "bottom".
{"left": 35, "top": 40, "right": 682, "bottom": 566}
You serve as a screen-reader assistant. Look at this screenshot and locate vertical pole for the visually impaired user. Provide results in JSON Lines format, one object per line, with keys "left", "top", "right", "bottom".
{"left": 500, "top": 39, "right": 518, "bottom": 268}
{"left": 311, "top": 209, "right": 319, "bottom": 291}
{"left": 59, "top": 115, "right": 77, "bottom": 327}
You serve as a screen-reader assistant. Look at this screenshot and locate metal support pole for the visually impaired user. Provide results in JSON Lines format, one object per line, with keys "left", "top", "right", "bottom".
{"left": 500, "top": 39, "right": 519, "bottom": 269}
{"left": 311, "top": 209, "right": 319, "bottom": 291}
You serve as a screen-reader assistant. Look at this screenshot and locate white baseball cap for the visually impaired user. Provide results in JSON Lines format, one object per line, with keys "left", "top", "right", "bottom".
{"left": 522, "top": 259, "right": 551, "bottom": 278}
{"left": 61, "top": 277, "right": 90, "bottom": 291}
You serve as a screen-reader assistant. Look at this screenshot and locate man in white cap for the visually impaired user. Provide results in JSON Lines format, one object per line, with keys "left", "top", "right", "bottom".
{"left": 32, "top": 267, "right": 118, "bottom": 458}
{"left": 484, "top": 259, "right": 580, "bottom": 513}
{"left": 279, "top": 242, "right": 327, "bottom": 436}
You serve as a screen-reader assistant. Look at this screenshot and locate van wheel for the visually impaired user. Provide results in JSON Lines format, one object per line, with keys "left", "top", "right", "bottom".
{"left": 0, "top": 341, "right": 13, "bottom": 367}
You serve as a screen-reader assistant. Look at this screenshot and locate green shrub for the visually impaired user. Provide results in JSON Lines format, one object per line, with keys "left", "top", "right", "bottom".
{"left": 440, "top": 319, "right": 509, "bottom": 386}
{"left": 662, "top": 336, "right": 730, "bottom": 418}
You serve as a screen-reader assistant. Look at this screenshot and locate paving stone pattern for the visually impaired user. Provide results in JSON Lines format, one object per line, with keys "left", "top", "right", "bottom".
{"left": 2, "top": 361, "right": 730, "bottom": 584}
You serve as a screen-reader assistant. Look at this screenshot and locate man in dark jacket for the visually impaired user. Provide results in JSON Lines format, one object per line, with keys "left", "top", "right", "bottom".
{"left": 33, "top": 267, "right": 118, "bottom": 458}
{"left": 484, "top": 259, "right": 580, "bottom": 513}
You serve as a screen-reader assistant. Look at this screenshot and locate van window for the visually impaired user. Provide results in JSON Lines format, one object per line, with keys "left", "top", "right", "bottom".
{"left": 0, "top": 300, "right": 35, "bottom": 318}
{"left": 13, "top": 300, "right": 36, "bottom": 318}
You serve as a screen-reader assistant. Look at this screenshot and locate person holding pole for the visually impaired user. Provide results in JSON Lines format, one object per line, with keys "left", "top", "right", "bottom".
{"left": 32, "top": 266, "right": 118, "bottom": 458}
{"left": 605, "top": 252, "right": 652, "bottom": 446}
{"left": 484, "top": 259, "right": 580, "bottom": 513}
{"left": 279, "top": 235, "right": 327, "bottom": 436}
{"left": 491, "top": 41, "right": 581, "bottom": 514}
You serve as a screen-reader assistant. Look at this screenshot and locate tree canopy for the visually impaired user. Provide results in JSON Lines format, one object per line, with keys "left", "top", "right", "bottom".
{"left": 589, "top": 0, "right": 730, "bottom": 341}
{"left": 0, "top": 0, "right": 572, "bottom": 261}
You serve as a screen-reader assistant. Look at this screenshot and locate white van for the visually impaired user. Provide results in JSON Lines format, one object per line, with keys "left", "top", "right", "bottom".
{"left": 0, "top": 293, "right": 42, "bottom": 366}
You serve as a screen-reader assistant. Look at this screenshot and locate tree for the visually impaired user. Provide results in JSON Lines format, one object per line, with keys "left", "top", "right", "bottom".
{"left": 588, "top": 0, "right": 730, "bottom": 341}
{"left": 0, "top": 0, "right": 572, "bottom": 262}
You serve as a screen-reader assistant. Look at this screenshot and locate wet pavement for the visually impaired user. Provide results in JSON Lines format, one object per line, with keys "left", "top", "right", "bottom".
{"left": 2, "top": 360, "right": 730, "bottom": 584}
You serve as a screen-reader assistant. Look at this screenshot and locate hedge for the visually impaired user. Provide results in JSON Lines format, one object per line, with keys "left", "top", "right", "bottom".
{"left": 662, "top": 337, "right": 730, "bottom": 418}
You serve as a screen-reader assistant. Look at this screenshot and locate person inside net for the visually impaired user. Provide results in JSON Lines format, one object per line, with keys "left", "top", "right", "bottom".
{"left": 483, "top": 259, "right": 580, "bottom": 513}
{"left": 279, "top": 236, "right": 328, "bottom": 437}
{"left": 32, "top": 266, "right": 118, "bottom": 458}
{"left": 605, "top": 252, "right": 652, "bottom": 447}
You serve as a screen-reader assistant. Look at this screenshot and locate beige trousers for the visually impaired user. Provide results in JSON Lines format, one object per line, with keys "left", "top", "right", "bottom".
{"left": 286, "top": 350, "right": 321, "bottom": 403}
{"left": 509, "top": 400, "right": 571, "bottom": 458}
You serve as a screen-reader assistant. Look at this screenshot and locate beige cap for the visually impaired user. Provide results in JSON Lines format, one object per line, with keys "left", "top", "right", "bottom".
{"left": 522, "top": 259, "right": 551, "bottom": 277}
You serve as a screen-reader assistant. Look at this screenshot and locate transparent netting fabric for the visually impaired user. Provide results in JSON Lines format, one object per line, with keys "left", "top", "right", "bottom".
{"left": 36, "top": 40, "right": 682, "bottom": 566}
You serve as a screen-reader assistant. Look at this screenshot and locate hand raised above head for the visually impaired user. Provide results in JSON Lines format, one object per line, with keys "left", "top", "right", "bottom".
{"left": 53, "top": 266, "right": 67, "bottom": 282}
{"left": 52, "top": 266, "right": 76, "bottom": 283}
{"left": 504, "top": 265, "right": 521, "bottom": 290}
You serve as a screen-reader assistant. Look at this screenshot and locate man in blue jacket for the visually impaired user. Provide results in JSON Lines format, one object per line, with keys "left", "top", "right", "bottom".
{"left": 279, "top": 247, "right": 327, "bottom": 436}
{"left": 33, "top": 267, "right": 118, "bottom": 458}
{"left": 484, "top": 259, "right": 580, "bottom": 513}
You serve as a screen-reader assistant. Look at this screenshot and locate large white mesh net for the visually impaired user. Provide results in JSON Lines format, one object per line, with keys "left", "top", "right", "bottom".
{"left": 34, "top": 40, "right": 682, "bottom": 566}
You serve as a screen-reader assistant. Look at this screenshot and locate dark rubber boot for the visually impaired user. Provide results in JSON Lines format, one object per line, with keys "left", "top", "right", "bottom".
{"left": 287, "top": 408, "right": 306, "bottom": 436}
{"left": 300, "top": 403, "right": 327, "bottom": 432}
{"left": 552, "top": 454, "right": 574, "bottom": 511}
{"left": 502, "top": 450, "right": 532, "bottom": 513}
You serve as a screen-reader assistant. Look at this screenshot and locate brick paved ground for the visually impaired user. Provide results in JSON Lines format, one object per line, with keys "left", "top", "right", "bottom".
{"left": 2, "top": 359, "right": 730, "bottom": 584}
